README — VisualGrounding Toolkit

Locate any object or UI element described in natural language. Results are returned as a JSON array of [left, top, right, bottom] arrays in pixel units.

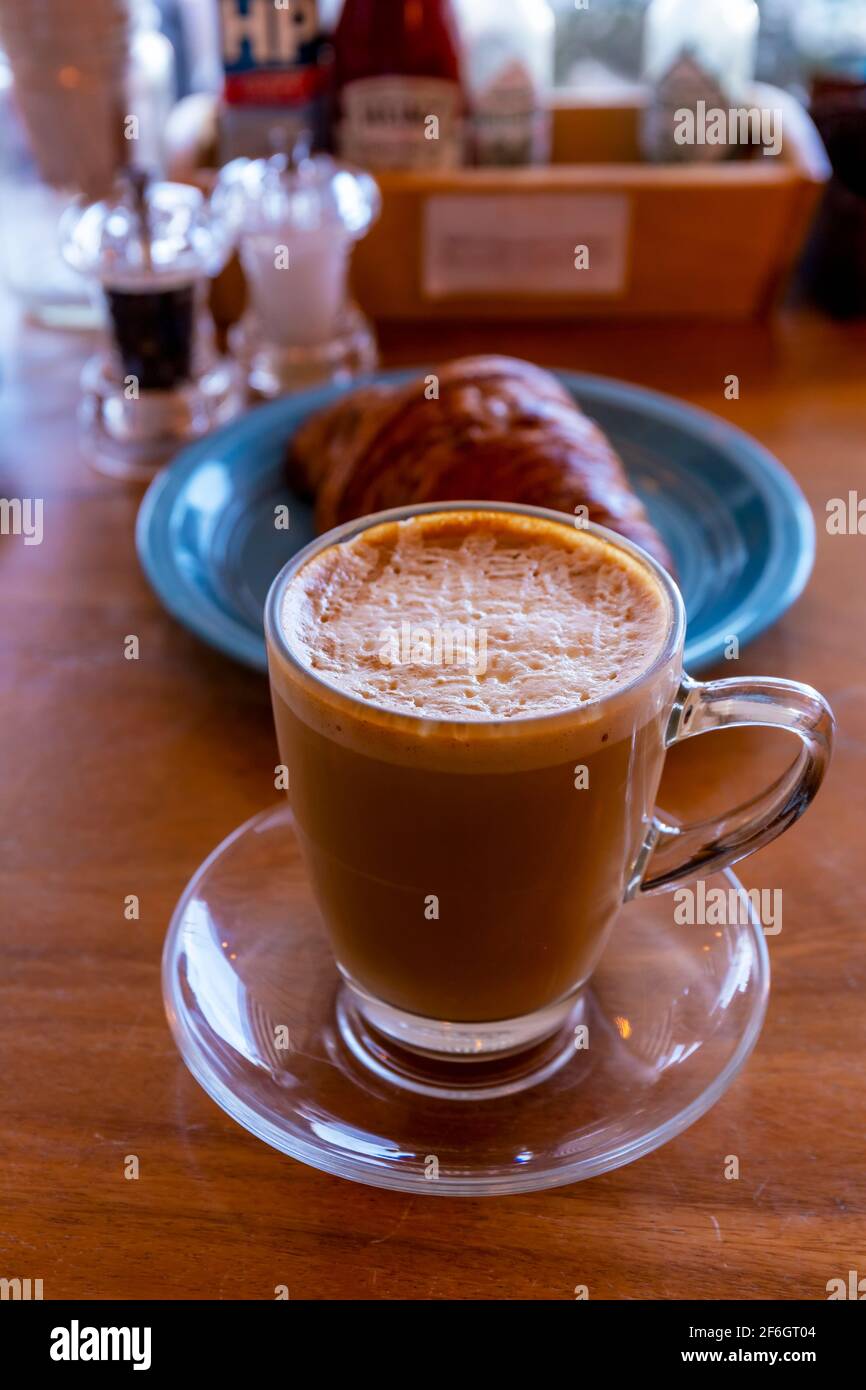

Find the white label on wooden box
[[423, 193, 631, 299]]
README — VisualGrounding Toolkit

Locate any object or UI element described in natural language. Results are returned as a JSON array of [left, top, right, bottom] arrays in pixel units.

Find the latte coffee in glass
[[268, 507, 677, 1030]]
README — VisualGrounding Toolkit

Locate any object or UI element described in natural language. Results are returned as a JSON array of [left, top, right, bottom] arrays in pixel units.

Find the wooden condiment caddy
[[194, 84, 829, 328], [350, 85, 829, 321]]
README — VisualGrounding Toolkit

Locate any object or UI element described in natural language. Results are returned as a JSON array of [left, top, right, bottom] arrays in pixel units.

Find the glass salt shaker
[[61, 170, 243, 480], [214, 133, 380, 397]]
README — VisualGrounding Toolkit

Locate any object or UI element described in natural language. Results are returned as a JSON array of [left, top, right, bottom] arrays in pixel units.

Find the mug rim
[[264, 500, 687, 734]]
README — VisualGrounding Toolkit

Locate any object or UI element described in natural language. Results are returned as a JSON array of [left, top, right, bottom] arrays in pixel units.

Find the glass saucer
[[162, 805, 770, 1196]]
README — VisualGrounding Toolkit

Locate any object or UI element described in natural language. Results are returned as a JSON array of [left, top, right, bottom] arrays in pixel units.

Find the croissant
[[288, 356, 673, 571]]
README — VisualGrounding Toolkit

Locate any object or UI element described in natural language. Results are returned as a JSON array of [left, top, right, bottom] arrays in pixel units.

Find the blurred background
[[1, 0, 865, 346]]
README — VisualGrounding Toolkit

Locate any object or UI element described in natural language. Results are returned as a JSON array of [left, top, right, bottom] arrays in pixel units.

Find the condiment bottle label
[[338, 77, 463, 170]]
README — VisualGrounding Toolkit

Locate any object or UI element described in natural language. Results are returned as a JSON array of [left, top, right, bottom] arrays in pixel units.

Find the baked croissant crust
[[288, 356, 673, 571]]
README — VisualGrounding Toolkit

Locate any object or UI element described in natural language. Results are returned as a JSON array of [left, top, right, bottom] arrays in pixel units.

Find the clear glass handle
[[629, 675, 834, 897]]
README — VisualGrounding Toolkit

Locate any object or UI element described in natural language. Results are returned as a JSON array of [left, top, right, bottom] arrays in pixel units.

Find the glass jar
[[455, 0, 555, 165], [641, 0, 760, 162], [0, 0, 176, 326]]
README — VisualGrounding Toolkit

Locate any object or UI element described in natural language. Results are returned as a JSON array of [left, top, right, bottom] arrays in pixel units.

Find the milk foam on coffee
[[282, 511, 669, 720]]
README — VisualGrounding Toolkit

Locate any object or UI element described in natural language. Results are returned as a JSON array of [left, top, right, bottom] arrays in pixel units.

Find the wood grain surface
[[1, 302, 864, 1300]]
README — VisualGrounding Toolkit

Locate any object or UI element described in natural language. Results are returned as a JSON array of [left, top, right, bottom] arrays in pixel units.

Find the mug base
[[336, 978, 585, 1099], [162, 803, 770, 1194]]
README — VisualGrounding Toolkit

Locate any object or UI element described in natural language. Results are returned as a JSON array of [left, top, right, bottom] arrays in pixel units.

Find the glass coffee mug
[[264, 502, 834, 1061]]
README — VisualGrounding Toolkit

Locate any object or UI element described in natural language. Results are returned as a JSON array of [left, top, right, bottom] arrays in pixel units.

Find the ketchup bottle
[[334, 0, 464, 169]]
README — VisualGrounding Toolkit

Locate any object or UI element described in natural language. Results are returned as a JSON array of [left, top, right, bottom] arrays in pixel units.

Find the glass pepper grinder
[[61, 169, 243, 480], [214, 131, 381, 398]]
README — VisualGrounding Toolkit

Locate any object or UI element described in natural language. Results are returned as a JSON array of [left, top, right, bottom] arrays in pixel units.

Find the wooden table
[[1, 303, 864, 1301]]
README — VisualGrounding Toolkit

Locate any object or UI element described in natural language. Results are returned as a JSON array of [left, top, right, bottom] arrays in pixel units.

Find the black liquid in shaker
[[106, 283, 196, 390]]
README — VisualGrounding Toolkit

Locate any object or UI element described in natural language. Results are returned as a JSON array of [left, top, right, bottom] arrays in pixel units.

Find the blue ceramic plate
[[136, 370, 815, 675]]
